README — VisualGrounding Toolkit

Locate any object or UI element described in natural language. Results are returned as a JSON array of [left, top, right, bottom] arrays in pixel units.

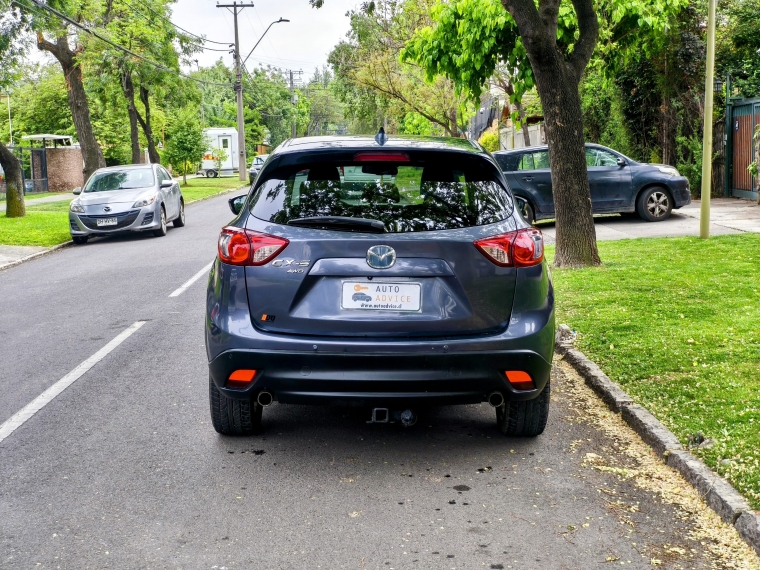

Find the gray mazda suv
[[206, 134, 554, 437]]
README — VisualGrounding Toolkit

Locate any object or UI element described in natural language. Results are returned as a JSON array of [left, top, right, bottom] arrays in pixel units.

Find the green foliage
[[163, 107, 205, 181], [212, 147, 228, 172], [478, 130, 500, 152], [580, 70, 634, 158], [0, 64, 75, 144], [675, 127, 702, 196], [551, 234, 760, 508], [402, 0, 686, 105], [716, 0, 760, 98]]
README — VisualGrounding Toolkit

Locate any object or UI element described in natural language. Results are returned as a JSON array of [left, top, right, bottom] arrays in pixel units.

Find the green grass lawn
[[0, 211, 70, 246], [550, 234, 760, 507], [179, 176, 247, 203]]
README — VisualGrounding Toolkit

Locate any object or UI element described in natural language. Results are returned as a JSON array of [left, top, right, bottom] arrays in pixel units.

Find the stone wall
[[46, 147, 84, 192]]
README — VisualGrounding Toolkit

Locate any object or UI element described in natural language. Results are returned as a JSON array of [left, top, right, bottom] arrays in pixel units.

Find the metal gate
[[14, 146, 49, 194], [727, 97, 760, 200]]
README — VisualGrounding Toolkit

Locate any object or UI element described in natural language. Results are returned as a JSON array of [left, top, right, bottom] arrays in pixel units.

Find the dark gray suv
[[493, 143, 691, 223], [205, 135, 554, 437]]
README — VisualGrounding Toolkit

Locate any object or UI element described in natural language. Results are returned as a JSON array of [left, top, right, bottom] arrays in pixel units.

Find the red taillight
[[505, 371, 535, 391], [218, 227, 289, 266], [353, 151, 410, 162], [474, 228, 544, 267]]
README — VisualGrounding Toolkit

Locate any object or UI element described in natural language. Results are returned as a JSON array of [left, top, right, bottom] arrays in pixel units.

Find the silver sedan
[[69, 164, 185, 244]]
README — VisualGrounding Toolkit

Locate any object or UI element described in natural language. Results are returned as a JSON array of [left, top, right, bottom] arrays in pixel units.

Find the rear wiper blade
[[287, 216, 386, 233]]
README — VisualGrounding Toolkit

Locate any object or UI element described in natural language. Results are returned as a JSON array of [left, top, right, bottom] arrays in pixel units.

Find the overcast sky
[[171, 0, 358, 81]]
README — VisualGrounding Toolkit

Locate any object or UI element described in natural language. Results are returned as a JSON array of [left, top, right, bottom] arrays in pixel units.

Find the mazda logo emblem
[[366, 245, 396, 269], [103, 206, 111, 212]]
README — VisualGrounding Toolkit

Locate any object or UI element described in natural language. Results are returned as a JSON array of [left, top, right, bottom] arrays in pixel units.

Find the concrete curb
[[0, 241, 73, 272], [555, 337, 760, 556], [0, 185, 246, 273]]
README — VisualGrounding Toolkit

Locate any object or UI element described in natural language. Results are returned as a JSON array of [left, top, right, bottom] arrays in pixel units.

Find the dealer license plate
[[341, 281, 421, 311], [96, 217, 118, 227]]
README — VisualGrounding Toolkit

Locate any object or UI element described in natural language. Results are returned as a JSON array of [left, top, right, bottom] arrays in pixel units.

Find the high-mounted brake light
[[474, 228, 544, 268], [353, 151, 410, 162], [218, 227, 289, 266]]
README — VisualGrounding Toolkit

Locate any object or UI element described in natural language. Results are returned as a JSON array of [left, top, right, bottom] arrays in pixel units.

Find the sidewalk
[[541, 197, 759, 243], [0, 193, 72, 213]]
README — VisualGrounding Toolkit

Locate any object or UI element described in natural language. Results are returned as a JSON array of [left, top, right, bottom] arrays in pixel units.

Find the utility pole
[[699, 0, 717, 239], [194, 59, 205, 127], [288, 69, 303, 139], [216, 1, 254, 182]]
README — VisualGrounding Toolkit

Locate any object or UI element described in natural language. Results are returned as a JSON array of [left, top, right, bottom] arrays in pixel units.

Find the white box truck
[[199, 127, 239, 178]]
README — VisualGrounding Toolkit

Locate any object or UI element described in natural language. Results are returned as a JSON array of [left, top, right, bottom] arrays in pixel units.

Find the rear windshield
[[84, 168, 155, 192], [250, 154, 512, 233]]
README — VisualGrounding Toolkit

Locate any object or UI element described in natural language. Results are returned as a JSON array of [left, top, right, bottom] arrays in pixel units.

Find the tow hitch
[[368, 408, 418, 427]]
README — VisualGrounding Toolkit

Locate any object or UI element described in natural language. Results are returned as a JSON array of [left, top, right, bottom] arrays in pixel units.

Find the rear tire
[[173, 200, 185, 228], [72, 236, 88, 245], [153, 206, 167, 237], [636, 187, 672, 222], [209, 374, 262, 435], [496, 381, 550, 437], [207, 169, 218, 178]]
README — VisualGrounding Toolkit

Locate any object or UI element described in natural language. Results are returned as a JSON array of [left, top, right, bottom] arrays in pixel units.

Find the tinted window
[[84, 169, 155, 192], [494, 153, 520, 172], [586, 148, 620, 167], [517, 153, 533, 170], [532, 151, 550, 169], [250, 155, 512, 233]]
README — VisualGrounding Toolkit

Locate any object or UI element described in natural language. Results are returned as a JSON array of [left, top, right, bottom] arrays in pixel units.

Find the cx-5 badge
[[366, 245, 396, 269]]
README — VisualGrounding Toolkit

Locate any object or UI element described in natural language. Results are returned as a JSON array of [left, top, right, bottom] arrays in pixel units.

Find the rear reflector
[[505, 371, 535, 391], [353, 151, 410, 162], [474, 228, 544, 268], [227, 369, 257, 389]]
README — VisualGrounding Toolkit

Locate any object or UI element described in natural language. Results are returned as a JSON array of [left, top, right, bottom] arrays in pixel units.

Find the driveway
[[0, 193, 757, 568], [541, 198, 759, 243]]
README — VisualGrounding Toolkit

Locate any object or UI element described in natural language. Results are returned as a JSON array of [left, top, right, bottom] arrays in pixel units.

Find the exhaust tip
[[488, 392, 505, 408], [257, 391, 273, 407]]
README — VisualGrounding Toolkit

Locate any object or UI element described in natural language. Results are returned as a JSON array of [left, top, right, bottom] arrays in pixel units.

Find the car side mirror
[[617, 158, 626, 167], [160, 180, 173, 188], [73, 187, 82, 195], [229, 195, 247, 215]]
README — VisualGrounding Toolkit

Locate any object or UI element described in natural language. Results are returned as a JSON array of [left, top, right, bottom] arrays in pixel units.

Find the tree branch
[[567, 0, 599, 81]]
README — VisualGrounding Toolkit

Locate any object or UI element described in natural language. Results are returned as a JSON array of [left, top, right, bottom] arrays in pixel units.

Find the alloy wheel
[[646, 191, 670, 218]]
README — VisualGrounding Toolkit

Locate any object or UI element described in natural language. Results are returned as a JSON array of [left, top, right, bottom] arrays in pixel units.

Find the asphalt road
[[0, 193, 756, 569]]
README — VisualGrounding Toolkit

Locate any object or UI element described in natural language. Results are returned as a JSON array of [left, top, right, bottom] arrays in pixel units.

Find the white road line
[[169, 261, 214, 298], [0, 321, 146, 445]]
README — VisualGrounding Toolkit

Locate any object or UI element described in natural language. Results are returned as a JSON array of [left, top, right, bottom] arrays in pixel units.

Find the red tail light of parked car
[[474, 228, 544, 268]]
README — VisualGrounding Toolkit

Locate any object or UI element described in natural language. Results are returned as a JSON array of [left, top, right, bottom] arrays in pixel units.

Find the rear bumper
[[209, 348, 552, 406]]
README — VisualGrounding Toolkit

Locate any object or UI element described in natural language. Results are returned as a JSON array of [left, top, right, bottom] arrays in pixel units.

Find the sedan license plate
[[341, 282, 421, 311], [96, 217, 118, 227]]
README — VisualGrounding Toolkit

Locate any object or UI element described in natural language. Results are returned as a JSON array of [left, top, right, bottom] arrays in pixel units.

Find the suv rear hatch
[[239, 149, 520, 338]]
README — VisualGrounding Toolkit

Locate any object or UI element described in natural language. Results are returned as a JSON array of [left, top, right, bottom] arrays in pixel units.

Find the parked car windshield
[[84, 168, 156, 192], [250, 154, 513, 233]]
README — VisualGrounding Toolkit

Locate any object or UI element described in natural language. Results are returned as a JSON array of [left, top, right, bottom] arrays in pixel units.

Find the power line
[[120, 0, 232, 52], [13, 0, 233, 87], [128, 0, 231, 46]]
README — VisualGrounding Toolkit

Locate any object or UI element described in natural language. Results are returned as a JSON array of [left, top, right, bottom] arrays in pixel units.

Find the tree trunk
[[37, 33, 105, 183], [502, 0, 601, 267], [136, 86, 161, 164], [0, 142, 25, 218], [514, 99, 531, 146], [120, 70, 142, 164], [183, 160, 188, 186]]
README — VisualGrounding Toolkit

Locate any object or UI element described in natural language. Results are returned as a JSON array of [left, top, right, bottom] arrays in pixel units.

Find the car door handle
[[522, 176, 534, 182]]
